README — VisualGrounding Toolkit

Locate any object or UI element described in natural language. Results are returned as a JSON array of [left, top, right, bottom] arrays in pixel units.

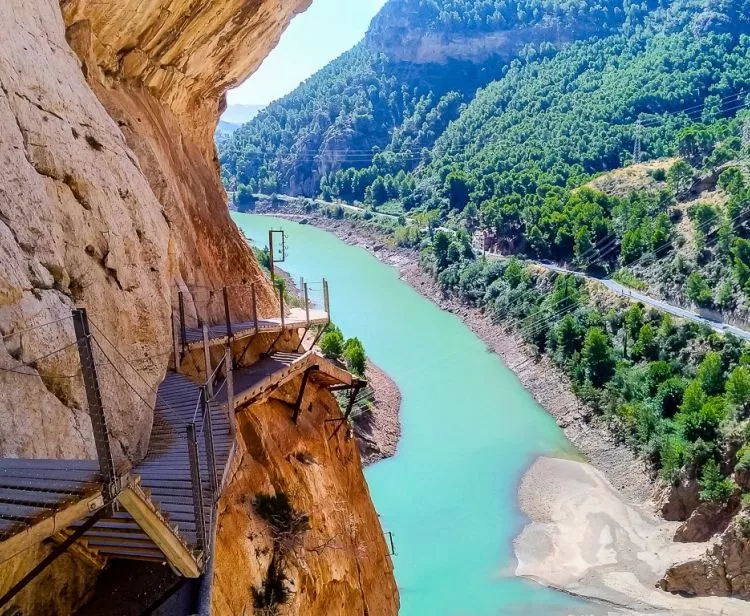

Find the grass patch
[[612, 268, 648, 291]]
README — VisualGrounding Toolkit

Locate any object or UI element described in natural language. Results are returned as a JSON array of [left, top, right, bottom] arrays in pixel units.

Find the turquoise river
[[234, 214, 596, 615]]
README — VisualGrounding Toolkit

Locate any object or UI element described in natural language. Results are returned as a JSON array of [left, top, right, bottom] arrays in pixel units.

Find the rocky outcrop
[[214, 376, 399, 615], [660, 515, 750, 598], [365, 0, 625, 65], [674, 497, 741, 543], [656, 476, 702, 521]]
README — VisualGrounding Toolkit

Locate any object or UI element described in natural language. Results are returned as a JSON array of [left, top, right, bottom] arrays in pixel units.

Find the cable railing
[[172, 279, 330, 359]]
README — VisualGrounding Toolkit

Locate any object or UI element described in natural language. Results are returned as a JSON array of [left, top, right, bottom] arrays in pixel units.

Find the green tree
[[667, 160, 694, 198], [433, 230, 452, 270], [698, 459, 736, 503], [697, 351, 724, 395], [320, 324, 344, 359], [343, 337, 366, 376], [582, 327, 615, 388], [726, 365, 750, 417], [656, 377, 686, 418], [235, 184, 256, 211], [633, 323, 659, 361], [555, 314, 582, 360], [680, 380, 707, 415], [686, 272, 713, 306], [444, 170, 472, 211]]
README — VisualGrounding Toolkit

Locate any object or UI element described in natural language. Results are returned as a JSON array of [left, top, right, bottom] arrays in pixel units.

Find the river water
[[234, 214, 594, 615]]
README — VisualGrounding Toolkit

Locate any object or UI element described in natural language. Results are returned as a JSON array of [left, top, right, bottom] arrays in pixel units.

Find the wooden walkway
[[181, 307, 329, 350], [0, 351, 356, 580]]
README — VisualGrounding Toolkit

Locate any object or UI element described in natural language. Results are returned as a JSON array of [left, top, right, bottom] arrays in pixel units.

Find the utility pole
[[633, 119, 643, 164]]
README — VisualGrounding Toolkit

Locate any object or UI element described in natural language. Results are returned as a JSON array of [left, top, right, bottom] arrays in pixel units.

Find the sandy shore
[[353, 361, 402, 466], [517, 456, 748, 615]]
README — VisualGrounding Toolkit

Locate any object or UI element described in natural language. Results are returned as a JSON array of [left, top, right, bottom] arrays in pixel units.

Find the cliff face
[[214, 379, 399, 615], [1, 1, 397, 613]]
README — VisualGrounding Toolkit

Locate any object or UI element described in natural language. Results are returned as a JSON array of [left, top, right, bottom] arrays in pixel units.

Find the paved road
[[481, 251, 750, 341]]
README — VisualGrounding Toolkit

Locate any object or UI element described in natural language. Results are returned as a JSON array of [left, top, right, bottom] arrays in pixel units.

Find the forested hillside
[[218, 0, 646, 201]]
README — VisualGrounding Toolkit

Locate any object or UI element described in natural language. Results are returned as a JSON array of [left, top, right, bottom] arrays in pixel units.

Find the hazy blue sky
[[228, 0, 388, 106]]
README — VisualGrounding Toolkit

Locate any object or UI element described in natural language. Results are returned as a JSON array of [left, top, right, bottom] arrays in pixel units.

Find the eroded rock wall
[[214, 378, 399, 616]]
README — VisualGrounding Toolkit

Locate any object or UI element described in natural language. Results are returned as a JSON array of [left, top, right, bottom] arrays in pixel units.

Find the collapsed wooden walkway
[[0, 286, 362, 606]]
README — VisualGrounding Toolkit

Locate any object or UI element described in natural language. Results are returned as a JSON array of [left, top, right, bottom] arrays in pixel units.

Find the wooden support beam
[[0, 491, 104, 566], [0, 507, 108, 609], [223, 287, 232, 342], [292, 367, 317, 424], [52, 532, 107, 570], [117, 486, 201, 578]]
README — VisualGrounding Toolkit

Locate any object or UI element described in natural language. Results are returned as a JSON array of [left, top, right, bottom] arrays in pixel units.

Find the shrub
[[656, 377, 686, 418], [727, 365, 750, 417], [253, 559, 289, 614], [737, 514, 750, 539], [253, 492, 310, 549], [677, 396, 726, 442], [697, 351, 725, 395], [343, 337, 366, 376], [686, 272, 713, 306], [319, 324, 344, 359], [698, 459, 736, 503], [581, 327, 615, 388], [650, 167, 667, 182], [660, 433, 688, 482], [735, 445, 750, 472]]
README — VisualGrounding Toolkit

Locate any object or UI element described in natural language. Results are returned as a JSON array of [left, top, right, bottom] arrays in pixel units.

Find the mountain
[[217, 0, 638, 196], [222, 103, 265, 125]]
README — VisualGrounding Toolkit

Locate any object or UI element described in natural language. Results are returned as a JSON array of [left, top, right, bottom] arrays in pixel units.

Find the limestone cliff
[[0, 0, 397, 613]]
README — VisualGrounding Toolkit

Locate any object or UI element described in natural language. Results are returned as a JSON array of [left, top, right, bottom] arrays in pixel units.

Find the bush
[[660, 433, 688, 482], [253, 559, 289, 613], [677, 396, 726, 442], [319, 324, 344, 359], [656, 377, 686, 418], [343, 337, 366, 376], [698, 459, 736, 503], [253, 492, 310, 549], [735, 445, 750, 472], [650, 168, 667, 182], [686, 272, 713, 306]]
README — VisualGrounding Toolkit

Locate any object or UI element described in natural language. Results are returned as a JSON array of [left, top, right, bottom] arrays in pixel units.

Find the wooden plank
[[0, 502, 48, 520], [0, 491, 104, 563], [0, 488, 77, 506], [0, 459, 98, 472], [117, 486, 200, 578]]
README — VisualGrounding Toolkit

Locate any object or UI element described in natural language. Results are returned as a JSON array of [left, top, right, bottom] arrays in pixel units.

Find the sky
[[228, 0, 388, 107]]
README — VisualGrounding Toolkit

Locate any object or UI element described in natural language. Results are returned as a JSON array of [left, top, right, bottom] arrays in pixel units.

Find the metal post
[[202, 323, 212, 397], [268, 230, 275, 281], [172, 310, 181, 373], [223, 287, 232, 342], [202, 389, 218, 497], [73, 308, 118, 501], [225, 347, 236, 436], [304, 282, 310, 326], [279, 286, 285, 329], [187, 423, 206, 552], [252, 283, 259, 335], [323, 279, 330, 320], [178, 291, 187, 357]]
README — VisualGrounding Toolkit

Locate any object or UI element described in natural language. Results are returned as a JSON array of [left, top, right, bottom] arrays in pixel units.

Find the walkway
[[0, 346, 358, 587]]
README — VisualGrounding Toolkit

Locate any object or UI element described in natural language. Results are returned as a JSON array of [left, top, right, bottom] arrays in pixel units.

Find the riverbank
[[354, 361, 402, 466], [252, 208, 653, 501], [248, 207, 750, 613], [516, 456, 748, 615]]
